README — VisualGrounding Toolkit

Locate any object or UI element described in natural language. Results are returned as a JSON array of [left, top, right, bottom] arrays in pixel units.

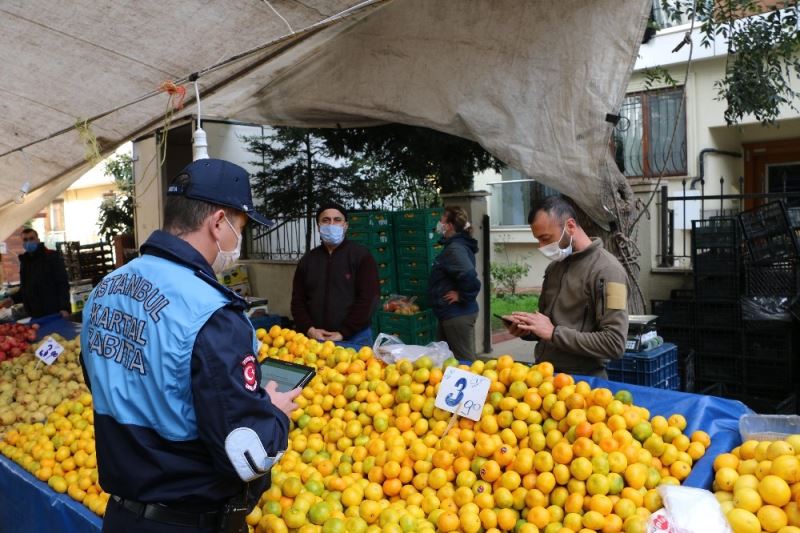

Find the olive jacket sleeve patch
[[606, 282, 627, 310]]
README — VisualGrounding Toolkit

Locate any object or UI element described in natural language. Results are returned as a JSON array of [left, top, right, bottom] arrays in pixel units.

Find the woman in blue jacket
[[428, 206, 481, 360]]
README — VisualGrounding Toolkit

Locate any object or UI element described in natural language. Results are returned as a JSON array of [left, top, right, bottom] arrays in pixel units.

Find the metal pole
[[682, 179, 687, 259], [482, 213, 492, 354], [660, 185, 669, 267]]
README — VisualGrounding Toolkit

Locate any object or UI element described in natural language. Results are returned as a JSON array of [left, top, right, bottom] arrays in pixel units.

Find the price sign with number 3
[[35, 336, 64, 366], [434, 367, 491, 421]]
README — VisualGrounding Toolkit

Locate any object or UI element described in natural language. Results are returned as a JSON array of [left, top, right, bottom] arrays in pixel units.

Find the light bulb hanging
[[192, 80, 209, 161]]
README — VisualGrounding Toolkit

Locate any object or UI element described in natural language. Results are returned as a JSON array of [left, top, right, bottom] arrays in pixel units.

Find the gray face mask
[[538, 225, 573, 262], [211, 216, 241, 274]]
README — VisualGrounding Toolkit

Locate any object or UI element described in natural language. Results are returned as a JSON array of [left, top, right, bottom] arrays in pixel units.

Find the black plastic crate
[[652, 299, 695, 327], [694, 273, 740, 300], [695, 352, 742, 383], [726, 393, 797, 415], [744, 260, 800, 297], [679, 349, 695, 392], [695, 300, 741, 328], [658, 325, 695, 353], [670, 289, 695, 300], [695, 328, 742, 355], [692, 218, 740, 250], [739, 202, 800, 265], [742, 358, 795, 398], [742, 324, 794, 361], [693, 252, 740, 275]]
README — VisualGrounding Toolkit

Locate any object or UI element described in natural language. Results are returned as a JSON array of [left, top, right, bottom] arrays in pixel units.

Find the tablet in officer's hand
[[260, 358, 316, 393]]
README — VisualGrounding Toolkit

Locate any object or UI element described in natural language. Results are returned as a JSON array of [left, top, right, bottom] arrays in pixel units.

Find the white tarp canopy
[[0, 0, 650, 240]]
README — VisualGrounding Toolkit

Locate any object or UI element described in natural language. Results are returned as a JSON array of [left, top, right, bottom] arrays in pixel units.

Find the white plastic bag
[[372, 333, 454, 366], [646, 485, 732, 533]]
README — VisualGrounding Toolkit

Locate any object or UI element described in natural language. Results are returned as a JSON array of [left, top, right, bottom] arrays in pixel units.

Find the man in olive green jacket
[[507, 196, 629, 377]]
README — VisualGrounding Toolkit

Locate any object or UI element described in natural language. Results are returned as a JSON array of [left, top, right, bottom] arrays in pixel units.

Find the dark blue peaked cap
[[167, 158, 273, 226]]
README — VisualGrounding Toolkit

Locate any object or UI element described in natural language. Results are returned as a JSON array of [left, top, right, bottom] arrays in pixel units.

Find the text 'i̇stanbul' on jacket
[[84, 273, 172, 375]]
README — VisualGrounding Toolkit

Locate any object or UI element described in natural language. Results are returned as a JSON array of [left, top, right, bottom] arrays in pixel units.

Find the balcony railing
[[244, 216, 320, 261], [657, 177, 800, 267]]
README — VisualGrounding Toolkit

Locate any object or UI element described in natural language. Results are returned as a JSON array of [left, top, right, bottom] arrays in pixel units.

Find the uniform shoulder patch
[[241, 355, 258, 391], [606, 282, 627, 310]]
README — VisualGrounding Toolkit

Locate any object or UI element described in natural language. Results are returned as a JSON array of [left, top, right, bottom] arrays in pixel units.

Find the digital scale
[[626, 314, 658, 352]]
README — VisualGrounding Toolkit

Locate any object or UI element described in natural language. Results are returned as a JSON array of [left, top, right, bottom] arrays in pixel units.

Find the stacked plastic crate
[[737, 202, 799, 413], [691, 218, 744, 392], [375, 208, 445, 345], [651, 292, 695, 391], [346, 210, 395, 334]]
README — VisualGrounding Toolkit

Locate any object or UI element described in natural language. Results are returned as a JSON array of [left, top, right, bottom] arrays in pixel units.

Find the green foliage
[[244, 124, 503, 228], [661, 0, 800, 124], [490, 261, 532, 297], [245, 129, 356, 220], [490, 293, 539, 330], [97, 153, 134, 244], [642, 66, 678, 90], [320, 124, 503, 195]]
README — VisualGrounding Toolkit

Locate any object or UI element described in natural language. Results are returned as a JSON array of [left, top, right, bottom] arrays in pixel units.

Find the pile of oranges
[[252, 325, 712, 533], [0, 392, 109, 516], [712, 436, 800, 533]]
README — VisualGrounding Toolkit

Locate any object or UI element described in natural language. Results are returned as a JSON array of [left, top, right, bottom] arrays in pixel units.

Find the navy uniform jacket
[[80, 230, 288, 507]]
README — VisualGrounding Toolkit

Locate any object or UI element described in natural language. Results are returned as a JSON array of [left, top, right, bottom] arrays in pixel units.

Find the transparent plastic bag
[[372, 333, 453, 366], [646, 485, 731, 533]]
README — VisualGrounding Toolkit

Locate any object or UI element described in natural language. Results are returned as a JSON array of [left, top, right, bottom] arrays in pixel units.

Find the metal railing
[[657, 177, 800, 267], [244, 216, 320, 261]]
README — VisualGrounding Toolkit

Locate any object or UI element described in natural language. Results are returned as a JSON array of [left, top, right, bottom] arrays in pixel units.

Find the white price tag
[[434, 367, 491, 421], [35, 336, 64, 366]]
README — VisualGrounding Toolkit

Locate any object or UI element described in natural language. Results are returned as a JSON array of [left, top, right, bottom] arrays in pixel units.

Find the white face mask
[[211, 216, 242, 274], [435, 221, 447, 235], [539, 225, 573, 262]]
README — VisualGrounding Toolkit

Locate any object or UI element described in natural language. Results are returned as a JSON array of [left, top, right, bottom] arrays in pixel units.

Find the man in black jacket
[[291, 203, 380, 346], [1, 228, 71, 318]]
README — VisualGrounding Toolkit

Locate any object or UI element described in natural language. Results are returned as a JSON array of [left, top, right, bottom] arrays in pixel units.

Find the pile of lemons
[[713, 436, 800, 533], [0, 392, 109, 516], [252, 326, 712, 533]]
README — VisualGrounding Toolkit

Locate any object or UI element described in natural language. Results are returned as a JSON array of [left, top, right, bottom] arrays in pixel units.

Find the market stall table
[[0, 453, 102, 533], [0, 364, 750, 532]]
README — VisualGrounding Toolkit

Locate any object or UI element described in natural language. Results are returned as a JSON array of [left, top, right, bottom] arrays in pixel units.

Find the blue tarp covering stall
[[28, 313, 81, 341], [0, 454, 102, 533]]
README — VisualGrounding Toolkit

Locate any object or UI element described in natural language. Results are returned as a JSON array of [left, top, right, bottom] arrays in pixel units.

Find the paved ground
[[482, 333, 536, 363]]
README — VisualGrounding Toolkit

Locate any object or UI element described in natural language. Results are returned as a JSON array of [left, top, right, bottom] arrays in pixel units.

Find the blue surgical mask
[[23, 241, 38, 254], [320, 224, 345, 246]]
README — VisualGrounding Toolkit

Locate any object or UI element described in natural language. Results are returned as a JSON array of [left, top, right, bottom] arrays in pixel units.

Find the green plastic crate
[[367, 244, 394, 264], [376, 260, 395, 281], [395, 257, 435, 277], [394, 242, 443, 262], [378, 276, 396, 297], [398, 272, 428, 292], [394, 225, 439, 245], [378, 309, 435, 344], [348, 228, 391, 246], [348, 210, 393, 230], [394, 207, 444, 229]]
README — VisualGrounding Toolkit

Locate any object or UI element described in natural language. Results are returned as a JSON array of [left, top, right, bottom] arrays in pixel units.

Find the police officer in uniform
[[80, 159, 300, 532], [507, 196, 629, 377]]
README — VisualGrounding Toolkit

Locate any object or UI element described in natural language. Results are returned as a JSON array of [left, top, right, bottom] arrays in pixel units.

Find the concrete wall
[[60, 184, 115, 245]]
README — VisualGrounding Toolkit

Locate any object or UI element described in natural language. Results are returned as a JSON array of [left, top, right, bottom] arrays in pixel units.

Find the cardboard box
[[227, 282, 252, 298], [217, 265, 249, 287], [69, 280, 93, 314]]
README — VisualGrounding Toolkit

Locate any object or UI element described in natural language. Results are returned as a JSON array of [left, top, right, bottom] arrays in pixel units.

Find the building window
[[652, 0, 711, 30], [489, 168, 561, 227], [615, 87, 687, 178], [49, 199, 65, 232]]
